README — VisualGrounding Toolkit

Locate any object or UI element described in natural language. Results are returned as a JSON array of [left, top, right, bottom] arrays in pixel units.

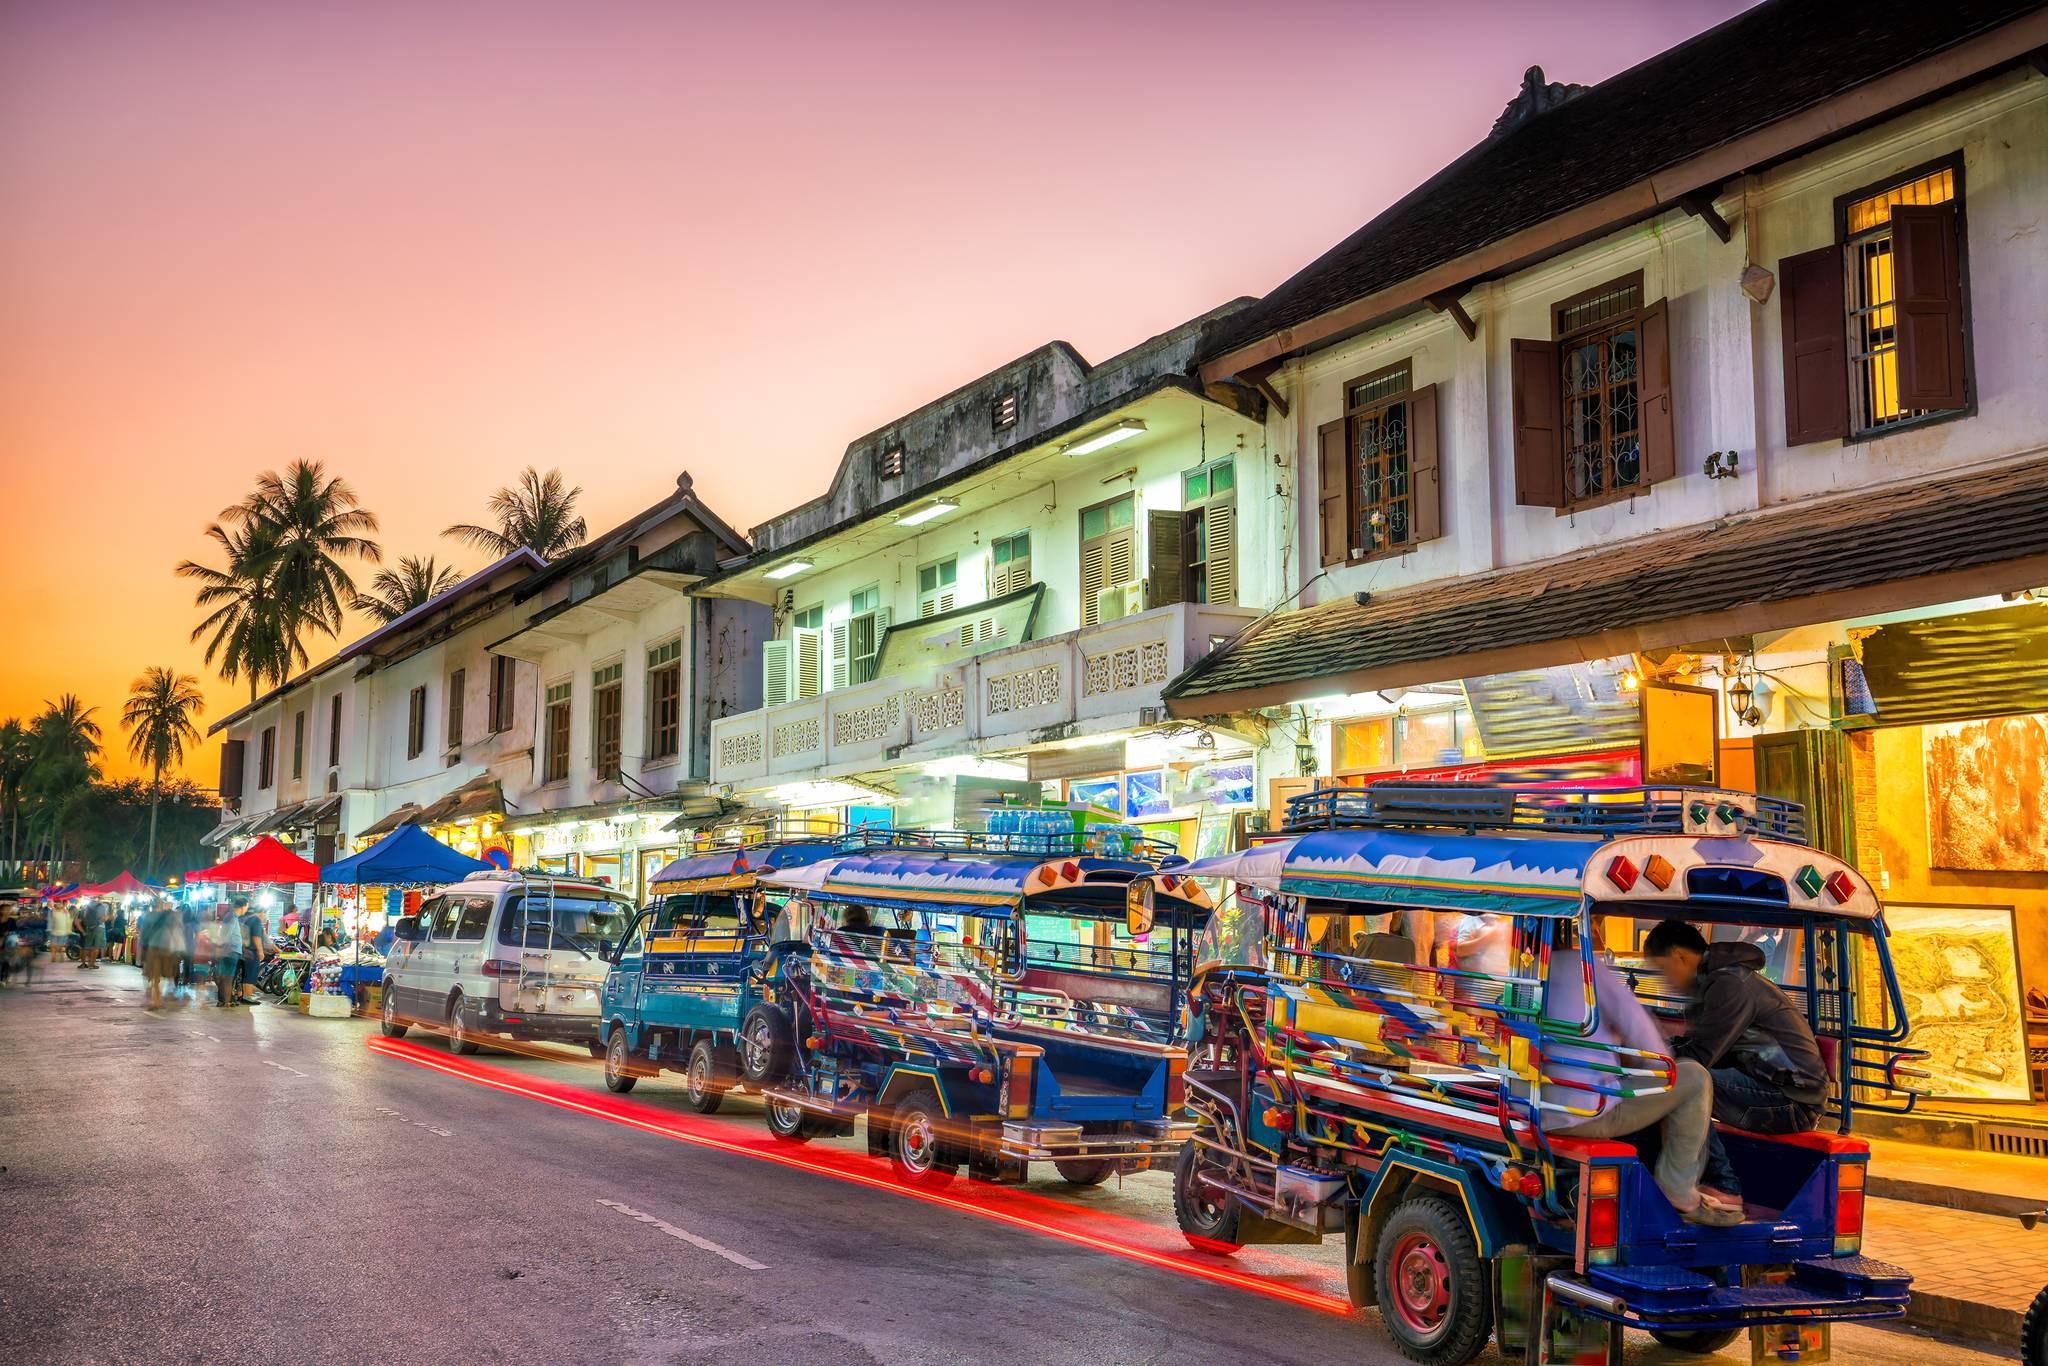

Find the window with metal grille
[[1344, 363, 1415, 555], [1844, 164, 1959, 434], [406, 686, 427, 760], [488, 655, 517, 733], [1182, 459, 1237, 604], [879, 446, 905, 478], [592, 661, 623, 777], [1555, 274, 1643, 505], [291, 711, 306, 781], [646, 638, 681, 761], [446, 669, 465, 751], [992, 388, 1019, 431], [544, 680, 572, 784]]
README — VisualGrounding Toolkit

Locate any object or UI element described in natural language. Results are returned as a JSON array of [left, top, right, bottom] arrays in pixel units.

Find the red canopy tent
[[187, 836, 320, 884], [93, 870, 153, 896]]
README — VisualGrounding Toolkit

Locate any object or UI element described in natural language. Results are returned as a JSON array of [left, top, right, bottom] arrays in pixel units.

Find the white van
[[380, 871, 636, 1054]]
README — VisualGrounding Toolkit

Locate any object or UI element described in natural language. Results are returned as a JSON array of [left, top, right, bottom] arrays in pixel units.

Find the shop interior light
[[1061, 419, 1146, 456], [764, 559, 813, 581], [895, 499, 959, 527]]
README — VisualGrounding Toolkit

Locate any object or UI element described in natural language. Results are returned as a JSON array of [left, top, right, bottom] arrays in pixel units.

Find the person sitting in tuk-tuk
[[841, 904, 872, 934], [1644, 919, 1829, 1202]]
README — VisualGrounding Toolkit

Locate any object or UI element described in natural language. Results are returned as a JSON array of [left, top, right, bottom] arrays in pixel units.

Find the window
[[646, 638, 681, 762], [990, 531, 1032, 596], [291, 710, 305, 781], [1319, 360, 1441, 562], [992, 388, 1019, 431], [543, 680, 572, 783], [488, 654, 517, 733], [1844, 162, 1965, 435], [452, 895, 492, 941], [792, 604, 824, 632], [592, 661, 623, 777], [879, 446, 905, 478], [1333, 707, 1481, 776], [850, 585, 880, 616], [1079, 495, 1136, 626], [429, 895, 462, 940], [446, 668, 465, 752], [257, 726, 275, 790], [406, 686, 427, 760], [1510, 274, 1670, 510], [1182, 458, 1238, 606], [328, 694, 342, 768], [918, 557, 958, 618], [497, 891, 634, 949], [843, 587, 889, 686]]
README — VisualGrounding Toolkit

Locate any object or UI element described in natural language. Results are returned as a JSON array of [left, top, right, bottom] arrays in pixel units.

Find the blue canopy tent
[[320, 822, 491, 886]]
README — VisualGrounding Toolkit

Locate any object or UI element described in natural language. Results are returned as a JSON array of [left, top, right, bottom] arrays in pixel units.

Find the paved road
[[0, 967, 2008, 1365]]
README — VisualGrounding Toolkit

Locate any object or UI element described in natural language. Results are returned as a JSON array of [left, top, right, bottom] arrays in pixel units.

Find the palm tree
[[352, 555, 464, 624], [444, 467, 588, 560], [178, 520, 295, 701], [26, 696, 101, 874], [227, 459, 381, 637], [0, 719, 30, 872], [122, 668, 206, 879]]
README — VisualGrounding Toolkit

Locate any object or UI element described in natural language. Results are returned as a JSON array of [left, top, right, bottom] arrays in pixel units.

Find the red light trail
[[366, 1036, 1351, 1317]]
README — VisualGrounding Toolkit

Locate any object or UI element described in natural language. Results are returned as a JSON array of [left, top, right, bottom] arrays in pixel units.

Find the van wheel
[[379, 987, 408, 1039], [446, 994, 480, 1056], [1373, 1193, 1491, 1366], [1173, 1141, 1242, 1254], [1647, 1329, 1743, 1355], [684, 1040, 727, 1114], [1054, 1158, 1116, 1187], [764, 1093, 812, 1143], [603, 1027, 637, 1094], [888, 1088, 959, 1190], [739, 1005, 793, 1085], [2021, 1284, 2046, 1366]]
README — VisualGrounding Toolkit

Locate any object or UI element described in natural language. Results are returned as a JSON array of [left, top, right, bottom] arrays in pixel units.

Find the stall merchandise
[[316, 823, 490, 1012]]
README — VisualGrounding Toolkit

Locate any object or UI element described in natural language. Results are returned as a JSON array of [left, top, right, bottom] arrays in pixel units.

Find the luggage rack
[[1282, 783, 1808, 844], [682, 821, 1183, 864]]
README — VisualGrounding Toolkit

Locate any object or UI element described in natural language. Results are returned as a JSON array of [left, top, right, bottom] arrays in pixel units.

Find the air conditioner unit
[[1094, 583, 1140, 625]]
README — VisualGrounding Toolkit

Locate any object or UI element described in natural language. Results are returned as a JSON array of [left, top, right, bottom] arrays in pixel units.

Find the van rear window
[[498, 892, 634, 952]]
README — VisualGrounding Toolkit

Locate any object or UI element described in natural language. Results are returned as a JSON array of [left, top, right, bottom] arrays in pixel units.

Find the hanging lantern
[[1728, 673, 1755, 719]]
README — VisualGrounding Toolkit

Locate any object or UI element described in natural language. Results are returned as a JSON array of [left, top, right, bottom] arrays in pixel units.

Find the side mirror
[[392, 917, 423, 942]]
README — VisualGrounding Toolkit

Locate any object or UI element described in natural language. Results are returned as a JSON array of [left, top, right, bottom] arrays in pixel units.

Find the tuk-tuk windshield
[[650, 891, 748, 935], [1020, 911, 1178, 978]]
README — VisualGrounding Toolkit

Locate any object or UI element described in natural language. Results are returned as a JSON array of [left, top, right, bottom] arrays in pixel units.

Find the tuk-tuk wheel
[[764, 1094, 813, 1143], [1172, 1141, 1242, 1255], [1647, 1328, 1742, 1354], [684, 1040, 727, 1114], [1373, 1192, 1491, 1366], [887, 1088, 960, 1190], [739, 1005, 794, 1085], [2022, 1283, 2046, 1366], [603, 1027, 637, 1094]]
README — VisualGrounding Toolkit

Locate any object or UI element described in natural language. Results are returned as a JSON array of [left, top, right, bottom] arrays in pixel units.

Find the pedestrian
[[77, 899, 106, 970], [177, 901, 201, 993], [107, 904, 127, 964], [46, 898, 73, 964], [238, 902, 271, 1004], [201, 904, 245, 1007], [0, 914, 16, 987], [140, 899, 186, 1009], [7, 918, 34, 988]]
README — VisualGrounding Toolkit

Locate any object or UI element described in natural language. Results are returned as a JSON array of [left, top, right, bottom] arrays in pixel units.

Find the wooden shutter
[[1206, 502, 1237, 604], [1891, 203, 1966, 411], [1147, 508, 1185, 609], [1316, 418, 1349, 565], [827, 619, 851, 691], [1080, 537, 1107, 626], [1510, 338, 1565, 507], [1105, 528, 1135, 588], [1406, 382, 1441, 543], [1636, 298, 1675, 486], [219, 738, 246, 804], [794, 628, 823, 699], [1777, 245, 1850, 445], [761, 640, 793, 707]]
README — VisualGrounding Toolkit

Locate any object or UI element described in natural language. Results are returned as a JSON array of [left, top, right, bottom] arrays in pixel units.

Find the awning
[[321, 823, 491, 886], [357, 804, 422, 841], [202, 814, 255, 847], [188, 836, 321, 885], [416, 776, 502, 827], [1166, 456, 2048, 716], [661, 798, 767, 834]]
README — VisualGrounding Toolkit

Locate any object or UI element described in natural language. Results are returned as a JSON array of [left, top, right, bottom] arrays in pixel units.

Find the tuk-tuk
[[740, 829, 1213, 1188], [1165, 783, 1922, 1366]]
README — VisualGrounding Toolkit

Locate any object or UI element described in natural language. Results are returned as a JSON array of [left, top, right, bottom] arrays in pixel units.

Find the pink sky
[[0, 0, 1748, 781]]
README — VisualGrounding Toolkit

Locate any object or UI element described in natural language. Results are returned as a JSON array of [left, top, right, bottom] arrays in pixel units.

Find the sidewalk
[[1867, 1135, 2048, 1349]]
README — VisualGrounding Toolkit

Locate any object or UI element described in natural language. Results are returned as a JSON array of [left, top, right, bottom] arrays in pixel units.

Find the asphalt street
[[0, 965, 2012, 1365]]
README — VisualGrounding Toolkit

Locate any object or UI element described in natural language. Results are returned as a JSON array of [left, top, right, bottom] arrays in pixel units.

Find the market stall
[[187, 837, 323, 1000], [315, 823, 490, 1013]]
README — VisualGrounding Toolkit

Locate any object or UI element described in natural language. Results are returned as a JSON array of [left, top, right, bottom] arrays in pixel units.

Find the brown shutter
[[1317, 418, 1350, 565], [1637, 298, 1675, 486], [1206, 503, 1237, 605], [1146, 508, 1185, 609], [1891, 203, 1966, 411], [1510, 339, 1564, 507], [219, 738, 246, 805], [1777, 245, 1850, 446], [1406, 383, 1441, 543]]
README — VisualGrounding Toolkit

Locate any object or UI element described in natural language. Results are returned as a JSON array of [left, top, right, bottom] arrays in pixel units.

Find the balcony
[[710, 601, 1256, 787]]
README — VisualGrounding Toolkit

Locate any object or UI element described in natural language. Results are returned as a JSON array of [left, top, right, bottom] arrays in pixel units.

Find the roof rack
[[1282, 783, 1809, 845], [841, 826, 1184, 864]]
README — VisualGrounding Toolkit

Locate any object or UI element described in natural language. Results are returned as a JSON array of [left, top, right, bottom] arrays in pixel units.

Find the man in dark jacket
[[1646, 919, 1829, 1201]]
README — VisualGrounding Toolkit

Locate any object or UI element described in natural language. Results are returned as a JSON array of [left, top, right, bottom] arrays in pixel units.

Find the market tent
[[188, 836, 321, 884], [320, 822, 490, 886], [93, 871, 153, 896]]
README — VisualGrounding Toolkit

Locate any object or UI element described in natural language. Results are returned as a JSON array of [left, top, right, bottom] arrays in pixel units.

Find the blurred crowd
[[0, 895, 281, 1010]]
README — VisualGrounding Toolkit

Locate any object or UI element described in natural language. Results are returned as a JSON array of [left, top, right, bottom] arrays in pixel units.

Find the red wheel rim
[[1389, 1230, 1451, 1336]]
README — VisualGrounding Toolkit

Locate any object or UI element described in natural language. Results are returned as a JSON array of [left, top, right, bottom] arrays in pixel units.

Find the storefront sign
[[1640, 682, 1719, 786], [1027, 740, 1127, 784]]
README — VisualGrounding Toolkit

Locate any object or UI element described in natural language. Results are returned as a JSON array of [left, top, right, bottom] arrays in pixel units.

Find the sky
[[0, 0, 1749, 782]]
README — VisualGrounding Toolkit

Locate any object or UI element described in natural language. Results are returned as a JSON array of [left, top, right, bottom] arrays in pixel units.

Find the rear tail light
[[1604, 857, 1639, 892], [480, 958, 518, 976], [1585, 1165, 1621, 1265], [1166, 1056, 1186, 1109], [1835, 1162, 1865, 1254], [1006, 1055, 1032, 1118]]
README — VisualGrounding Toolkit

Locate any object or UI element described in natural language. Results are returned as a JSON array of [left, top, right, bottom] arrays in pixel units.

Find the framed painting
[[1923, 713, 2048, 871], [1875, 903, 2031, 1101]]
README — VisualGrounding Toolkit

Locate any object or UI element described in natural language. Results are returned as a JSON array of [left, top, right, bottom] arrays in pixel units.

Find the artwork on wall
[[1924, 712, 2048, 871], [1067, 778, 1121, 816], [1874, 903, 2032, 1101], [1639, 681, 1719, 786], [1123, 770, 1170, 821]]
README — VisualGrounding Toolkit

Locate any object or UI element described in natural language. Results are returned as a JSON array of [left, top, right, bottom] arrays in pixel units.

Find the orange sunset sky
[[0, 0, 1746, 784]]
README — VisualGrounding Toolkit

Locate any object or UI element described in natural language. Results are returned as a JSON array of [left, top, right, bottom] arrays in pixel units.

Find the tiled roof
[[1199, 0, 2045, 369], [1165, 458, 2048, 711]]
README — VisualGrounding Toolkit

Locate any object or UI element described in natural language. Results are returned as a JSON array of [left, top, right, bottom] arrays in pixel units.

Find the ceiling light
[[1062, 420, 1146, 456], [764, 559, 813, 581], [896, 499, 959, 527]]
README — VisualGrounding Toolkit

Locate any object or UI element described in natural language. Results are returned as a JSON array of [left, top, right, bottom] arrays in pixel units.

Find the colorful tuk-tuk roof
[[762, 849, 1199, 915], [648, 839, 844, 894]]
